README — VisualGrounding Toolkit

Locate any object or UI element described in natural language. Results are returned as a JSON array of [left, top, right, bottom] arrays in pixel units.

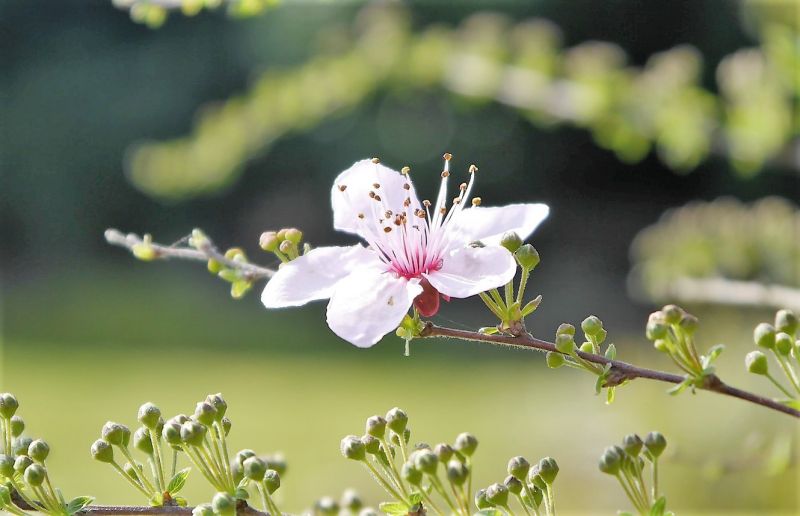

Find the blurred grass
[[1, 270, 798, 514]]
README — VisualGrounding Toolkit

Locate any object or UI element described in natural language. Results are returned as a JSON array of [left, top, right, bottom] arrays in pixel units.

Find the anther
[[371, 157, 380, 164], [385, 210, 393, 218], [423, 200, 431, 207], [401, 166, 411, 175], [338, 185, 347, 192], [472, 197, 482, 206], [358, 213, 365, 219], [368, 191, 376, 199], [459, 182, 467, 191], [374, 195, 382, 202], [469, 164, 478, 173], [373, 183, 380, 189], [383, 227, 392, 233], [453, 198, 461, 205], [441, 170, 450, 178], [403, 183, 411, 190], [439, 207, 447, 214], [443, 153, 452, 161]]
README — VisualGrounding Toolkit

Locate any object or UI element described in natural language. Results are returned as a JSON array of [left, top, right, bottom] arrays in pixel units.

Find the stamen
[[371, 157, 380, 164], [422, 200, 431, 207], [403, 198, 411, 207], [373, 183, 380, 189], [443, 152, 452, 161], [472, 197, 482, 206], [368, 191, 376, 199], [453, 198, 461, 205], [459, 182, 467, 191], [469, 164, 478, 173], [383, 227, 392, 233], [401, 166, 410, 175], [338, 185, 347, 192], [374, 195, 382, 202], [441, 170, 450, 178], [385, 210, 393, 218], [403, 183, 411, 190], [440, 207, 446, 214]]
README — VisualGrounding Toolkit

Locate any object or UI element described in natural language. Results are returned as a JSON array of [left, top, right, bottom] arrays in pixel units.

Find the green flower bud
[[485, 483, 509, 507], [361, 434, 380, 455], [205, 393, 228, 420], [0, 455, 15, 477], [211, 492, 236, 516], [0, 485, 11, 506], [413, 449, 438, 475], [515, 244, 540, 271], [598, 446, 623, 474], [14, 455, 33, 473], [264, 470, 280, 494], [622, 434, 643, 457], [221, 417, 232, 436], [385, 408, 408, 434], [507, 456, 530, 480], [679, 313, 698, 334], [91, 440, 114, 463], [528, 466, 546, 490], [653, 339, 669, 353], [284, 228, 303, 245], [365, 416, 387, 438], [162, 422, 182, 446], [134, 427, 154, 455], [401, 462, 422, 485], [646, 321, 668, 341], [754, 323, 776, 349], [102, 422, 131, 447], [474, 489, 491, 509], [446, 459, 469, 486], [180, 421, 206, 447], [23, 463, 45, 487], [28, 439, 49, 462], [581, 316, 603, 337], [10, 416, 25, 438], [500, 232, 523, 253], [546, 351, 565, 368], [278, 240, 294, 255], [775, 332, 793, 356], [579, 341, 594, 353], [315, 496, 339, 516], [402, 428, 411, 444], [454, 432, 478, 456], [556, 323, 575, 337], [0, 393, 19, 419], [138, 403, 161, 430], [662, 305, 683, 325], [745, 350, 769, 375], [13, 437, 32, 457], [236, 449, 257, 466], [194, 402, 217, 426], [555, 333, 575, 354], [207, 259, 222, 274], [644, 432, 667, 458], [340, 435, 366, 461], [259, 231, 280, 252], [341, 489, 362, 512], [775, 310, 798, 336], [434, 443, 454, 462], [192, 503, 214, 516], [504, 474, 523, 495], [265, 453, 287, 476], [536, 457, 558, 484], [243, 456, 267, 481]]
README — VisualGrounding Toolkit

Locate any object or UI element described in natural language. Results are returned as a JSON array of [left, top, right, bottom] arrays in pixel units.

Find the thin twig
[[419, 323, 800, 419]]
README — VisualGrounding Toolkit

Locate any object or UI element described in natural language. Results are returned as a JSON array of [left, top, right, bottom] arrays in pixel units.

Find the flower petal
[[326, 269, 422, 348], [424, 245, 516, 298], [450, 203, 549, 246], [261, 245, 375, 308], [331, 159, 422, 237]]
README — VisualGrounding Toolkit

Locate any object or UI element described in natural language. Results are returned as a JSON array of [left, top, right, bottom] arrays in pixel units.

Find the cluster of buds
[[747, 309, 800, 404], [341, 408, 478, 515], [308, 489, 377, 516], [476, 456, 559, 516], [547, 316, 619, 403], [260, 228, 308, 264], [478, 231, 542, 335], [0, 393, 93, 516], [645, 305, 723, 395], [598, 432, 669, 516], [189, 229, 255, 299]]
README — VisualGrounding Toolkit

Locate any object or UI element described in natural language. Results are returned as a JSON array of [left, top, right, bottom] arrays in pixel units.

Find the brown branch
[[82, 503, 266, 515], [420, 323, 800, 419]]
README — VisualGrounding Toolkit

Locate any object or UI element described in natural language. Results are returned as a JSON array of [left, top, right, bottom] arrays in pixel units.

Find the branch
[[82, 504, 266, 515], [104, 229, 274, 281], [420, 323, 800, 419]]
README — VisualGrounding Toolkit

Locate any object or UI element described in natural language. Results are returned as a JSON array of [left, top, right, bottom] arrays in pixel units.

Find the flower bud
[[775, 332, 793, 356], [13, 437, 32, 457], [0, 393, 19, 419], [284, 228, 303, 245], [0, 455, 15, 477], [236, 449, 256, 465], [598, 446, 623, 474], [644, 432, 667, 458], [622, 434, 643, 457], [341, 489, 362, 512], [528, 466, 546, 490], [192, 504, 214, 516], [205, 393, 227, 420], [385, 408, 408, 434], [259, 231, 280, 252], [556, 323, 575, 337], [775, 309, 798, 336], [315, 496, 339, 516], [454, 432, 478, 456], [361, 435, 380, 455], [134, 427, 154, 455], [194, 402, 217, 426], [646, 321, 668, 341], [745, 350, 769, 375], [101, 422, 131, 447], [581, 316, 603, 337], [546, 351, 565, 368], [514, 244, 540, 270], [754, 323, 776, 349], [162, 422, 182, 446], [365, 416, 387, 438], [579, 341, 594, 353], [413, 449, 438, 474], [0, 485, 11, 506], [23, 463, 45, 487], [501, 457, 527, 484], [504, 474, 523, 495], [679, 313, 698, 334], [207, 259, 222, 274], [14, 455, 33, 473], [447, 459, 469, 486], [474, 489, 491, 509], [401, 462, 422, 485], [221, 417, 232, 436], [180, 421, 206, 447], [555, 333, 575, 354], [91, 439, 114, 463], [243, 456, 267, 481], [434, 443, 454, 462], [138, 403, 161, 430], [536, 457, 558, 484], [500, 232, 523, 253], [28, 439, 49, 462], [662, 305, 683, 325], [340, 435, 366, 461], [264, 470, 280, 494], [211, 492, 236, 516], [231, 460, 243, 485], [279, 240, 294, 255], [485, 483, 509, 507], [10, 416, 25, 438]]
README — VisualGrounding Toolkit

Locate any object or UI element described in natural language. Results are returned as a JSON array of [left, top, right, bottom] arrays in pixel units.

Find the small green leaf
[[605, 343, 617, 360], [66, 496, 94, 515], [378, 501, 410, 515], [174, 497, 188, 507], [478, 327, 500, 335], [408, 492, 424, 505], [606, 386, 616, 404], [650, 496, 667, 516], [667, 378, 692, 396], [595, 373, 605, 395], [148, 493, 164, 506], [167, 467, 190, 495], [521, 295, 543, 316]]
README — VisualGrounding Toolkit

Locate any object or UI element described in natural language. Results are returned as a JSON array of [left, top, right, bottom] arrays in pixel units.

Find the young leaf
[[650, 495, 667, 516], [378, 502, 410, 515], [408, 492, 424, 506], [667, 377, 692, 396], [605, 343, 617, 360], [606, 386, 616, 404], [66, 496, 94, 515], [167, 467, 191, 495], [148, 493, 164, 507]]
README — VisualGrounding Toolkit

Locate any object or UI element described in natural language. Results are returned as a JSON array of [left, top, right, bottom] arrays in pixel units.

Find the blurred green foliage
[[113, 0, 280, 28], [124, 2, 799, 201]]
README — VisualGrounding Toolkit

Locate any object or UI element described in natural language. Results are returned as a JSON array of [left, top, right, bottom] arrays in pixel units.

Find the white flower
[[261, 157, 549, 348]]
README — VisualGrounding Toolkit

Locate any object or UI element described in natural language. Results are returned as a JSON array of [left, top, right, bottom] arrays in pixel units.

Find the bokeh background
[[1, 0, 799, 514]]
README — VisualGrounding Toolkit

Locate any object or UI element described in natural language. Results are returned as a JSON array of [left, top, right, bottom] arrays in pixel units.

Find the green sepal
[[701, 344, 725, 368], [217, 269, 239, 283], [667, 377, 693, 396], [605, 343, 617, 360], [521, 295, 543, 316], [65, 496, 94, 515], [166, 467, 190, 495]]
